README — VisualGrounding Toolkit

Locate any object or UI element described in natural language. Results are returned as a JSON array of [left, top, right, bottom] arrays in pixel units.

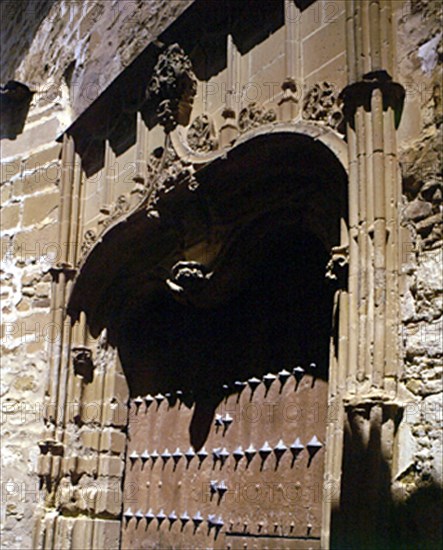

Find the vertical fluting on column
[[45, 134, 74, 431], [131, 112, 149, 207], [383, 104, 401, 389], [372, 87, 387, 387], [345, 0, 359, 394], [342, 0, 404, 392], [100, 139, 114, 214], [279, 0, 300, 121], [333, 1, 405, 546], [220, 34, 240, 147], [39, 134, 76, 534]]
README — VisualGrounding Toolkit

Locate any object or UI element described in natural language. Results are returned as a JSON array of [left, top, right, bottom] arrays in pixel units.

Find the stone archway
[[68, 129, 349, 548]]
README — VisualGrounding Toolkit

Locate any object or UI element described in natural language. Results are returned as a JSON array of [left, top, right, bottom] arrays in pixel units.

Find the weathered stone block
[[77, 456, 98, 477], [91, 519, 120, 550], [99, 429, 126, 454], [1, 181, 11, 203], [98, 456, 124, 477], [71, 518, 94, 550], [1, 118, 62, 160], [1, 159, 21, 184], [103, 401, 128, 427], [12, 223, 58, 264], [0, 204, 20, 230], [104, 372, 129, 403], [14, 169, 58, 198], [80, 429, 100, 451], [22, 191, 59, 227], [22, 144, 62, 173]]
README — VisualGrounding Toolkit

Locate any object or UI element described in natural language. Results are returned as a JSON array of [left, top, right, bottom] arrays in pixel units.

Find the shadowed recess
[[118, 226, 335, 449]]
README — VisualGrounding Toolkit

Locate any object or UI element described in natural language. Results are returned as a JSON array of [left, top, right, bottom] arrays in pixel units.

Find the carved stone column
[[220, 35, 240, 147], [341, 0, 405, 395], [332, 1, 406, 547], [278, 0, 301, 121]]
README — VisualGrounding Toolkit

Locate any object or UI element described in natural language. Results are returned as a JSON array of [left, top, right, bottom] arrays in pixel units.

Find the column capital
[[340, 71, 405, 129]]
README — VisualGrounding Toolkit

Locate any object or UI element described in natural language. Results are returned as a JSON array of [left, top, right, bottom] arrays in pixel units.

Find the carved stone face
[[166, 260, 213, 299]]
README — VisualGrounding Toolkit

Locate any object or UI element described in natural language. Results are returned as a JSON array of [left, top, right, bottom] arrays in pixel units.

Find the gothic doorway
[[68, 130, 348, 549]]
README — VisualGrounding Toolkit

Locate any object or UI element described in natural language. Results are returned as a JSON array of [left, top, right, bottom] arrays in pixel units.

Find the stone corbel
[[0, 80, 34, 139], [37, 439, 65, 486], [326, 244, 349, 286], [49, 264, 77, 282], [72, 346, 95, 382], [344, 394, 404, 419], [339, 70, 406, 129], [278, 78, 299, 121], [219, 107, 239, 147]]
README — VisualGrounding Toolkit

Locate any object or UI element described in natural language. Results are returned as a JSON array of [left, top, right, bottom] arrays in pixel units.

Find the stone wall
[[1, 100, 65, 550], [1, 2, 193, 548], [0, 1, 441, 548], [1, 0, 193, 117], [394, 0, 443, 532]]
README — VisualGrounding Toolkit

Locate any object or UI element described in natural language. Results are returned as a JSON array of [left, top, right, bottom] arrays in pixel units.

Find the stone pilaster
[[331, 2, 406, 547]]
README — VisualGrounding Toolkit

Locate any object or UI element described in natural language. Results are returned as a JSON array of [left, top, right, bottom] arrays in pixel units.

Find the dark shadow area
[[0, 81, 34, 139], [0, 0, 56, 82], [63, 0, 285, 176], [117, 225, 335, 449], [331, 405, 443, 549], [294, 0, 317, 10]]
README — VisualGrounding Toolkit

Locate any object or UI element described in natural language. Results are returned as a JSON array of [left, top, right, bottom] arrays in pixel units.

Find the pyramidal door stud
[[274, 439, 287, 459], [263, 373, 277, 389], [259, 441, 272, 459], [278, 369, 291, 384], [154, 393, 165, 405], [172, 448, 182, 464], [129, 450, 139, 464], [180, 511, 190, 525], [293, 366, 305, 382], [144, 394, 154, 408], [307, 435, 323, 457], [247, 376, 261, 392], [156, 509, 166, 524], [245, 444, 257, 462]]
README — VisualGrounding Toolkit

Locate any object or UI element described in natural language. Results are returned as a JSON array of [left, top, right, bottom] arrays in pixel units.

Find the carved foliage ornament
[[238, 102, 277, 133], [303, 81, 345, 133], [100, 194, 130, 231], [146, 44, 197, 133], [187, 114, 218, 152], [81, 229, 96, 256]]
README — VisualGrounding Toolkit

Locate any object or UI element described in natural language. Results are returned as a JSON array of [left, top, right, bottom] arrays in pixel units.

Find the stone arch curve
[[66, 126, 349, 548], [68, 127, 349, 344]]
